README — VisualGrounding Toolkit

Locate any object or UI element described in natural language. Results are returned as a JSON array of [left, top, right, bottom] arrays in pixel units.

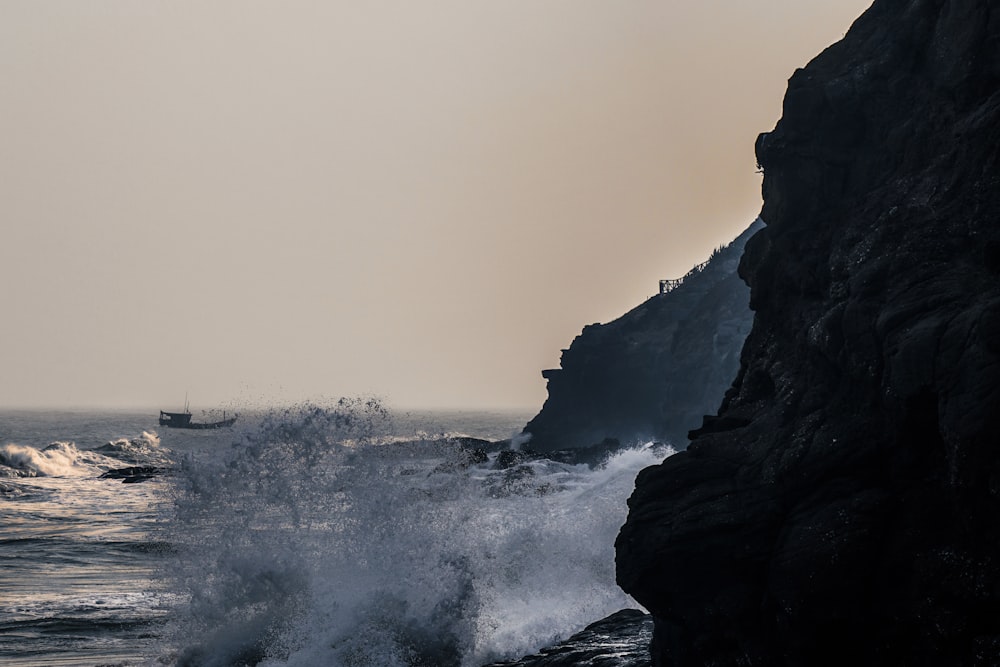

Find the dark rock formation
[[523, 220, 762, 452], [493, 441, 673, 470], [100, 465, 161, 483], [617, 1, 1000, 665], [493, 448, 543, 470], [482, 609, 653, 667]]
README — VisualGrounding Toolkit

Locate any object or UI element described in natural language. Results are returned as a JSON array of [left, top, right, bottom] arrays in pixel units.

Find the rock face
[[523, 220, 762, 452], [482, 609, 653, 667], [617, 1, 1000, 665]]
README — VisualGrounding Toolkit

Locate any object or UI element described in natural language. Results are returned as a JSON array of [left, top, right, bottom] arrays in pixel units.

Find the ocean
[[0, 402, 663, 666]]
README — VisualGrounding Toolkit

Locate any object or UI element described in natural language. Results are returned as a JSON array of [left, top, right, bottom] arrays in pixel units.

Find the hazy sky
[[2, 1, 871, 411]]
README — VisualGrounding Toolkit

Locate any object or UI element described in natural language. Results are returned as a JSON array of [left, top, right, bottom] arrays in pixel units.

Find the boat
[[158, 403, 237, 430]]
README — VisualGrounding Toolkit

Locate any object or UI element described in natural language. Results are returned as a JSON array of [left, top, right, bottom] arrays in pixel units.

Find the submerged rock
[[617, 1, 1000, 664], [493, 448, 544, 470], [100, 465, 161, 483], [482, 609, 652, 667], [521, 219, 760, 453]]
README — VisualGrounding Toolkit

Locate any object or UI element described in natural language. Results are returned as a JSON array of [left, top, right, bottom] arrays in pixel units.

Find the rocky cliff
[[523, 220, 762, 453], [617, 1, 1000, 665]]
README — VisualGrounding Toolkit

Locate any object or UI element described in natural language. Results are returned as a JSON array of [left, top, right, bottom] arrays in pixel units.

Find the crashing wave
[[0, 441, 103, 478], [94, 430, 172, 466], [1, 432, 171, 478], [162, 399, 667, 666]]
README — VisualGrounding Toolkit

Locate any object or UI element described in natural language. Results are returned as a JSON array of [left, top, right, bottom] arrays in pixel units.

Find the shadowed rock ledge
[[482, 609, 653, 667], [617, 1, 1000, 665], [522, 220, 762, 452]]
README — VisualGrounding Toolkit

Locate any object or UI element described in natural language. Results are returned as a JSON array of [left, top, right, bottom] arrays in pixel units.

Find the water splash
[[163, 399, 669, 666]]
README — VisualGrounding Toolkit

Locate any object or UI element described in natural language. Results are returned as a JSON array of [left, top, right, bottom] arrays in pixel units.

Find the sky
[[1, 0, 872, 411]]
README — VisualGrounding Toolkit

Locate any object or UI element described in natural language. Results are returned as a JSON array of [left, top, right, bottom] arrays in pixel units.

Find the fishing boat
[[158, 398, 237, 430]]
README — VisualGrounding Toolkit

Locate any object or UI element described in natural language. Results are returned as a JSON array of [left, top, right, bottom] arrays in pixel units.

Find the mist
[[0, 1, 871, 410]]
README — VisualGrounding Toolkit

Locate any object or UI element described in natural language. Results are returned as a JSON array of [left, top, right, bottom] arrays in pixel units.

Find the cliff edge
[[617, 1, 1000, 664], [523, 220, 761, 452]]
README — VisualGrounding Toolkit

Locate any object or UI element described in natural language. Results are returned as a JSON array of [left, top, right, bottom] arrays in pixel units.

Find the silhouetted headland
[[617, 0, 1000, 664]]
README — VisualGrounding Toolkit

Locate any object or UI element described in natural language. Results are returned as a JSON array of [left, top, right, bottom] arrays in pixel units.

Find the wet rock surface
[[482, 609, 652, 667], [99, 465, 162, 483], [617, 1, 1000, 665], [523, 221, 761, 453]]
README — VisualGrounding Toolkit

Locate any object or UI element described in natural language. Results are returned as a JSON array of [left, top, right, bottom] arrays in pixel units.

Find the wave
[[0, 431, 170, 478], [162, 400, 669, 666], [0, 442, 103, 478], [93, 430, 172, 466]]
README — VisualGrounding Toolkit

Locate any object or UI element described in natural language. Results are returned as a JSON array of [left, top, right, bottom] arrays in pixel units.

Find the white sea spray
[[163, 399, 670, 667], [1, 441, 108, 477], [0, 429, 170, 478]]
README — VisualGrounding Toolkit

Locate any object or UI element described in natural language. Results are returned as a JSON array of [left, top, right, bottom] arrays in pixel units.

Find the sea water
[[0, 402, 668, 666]]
